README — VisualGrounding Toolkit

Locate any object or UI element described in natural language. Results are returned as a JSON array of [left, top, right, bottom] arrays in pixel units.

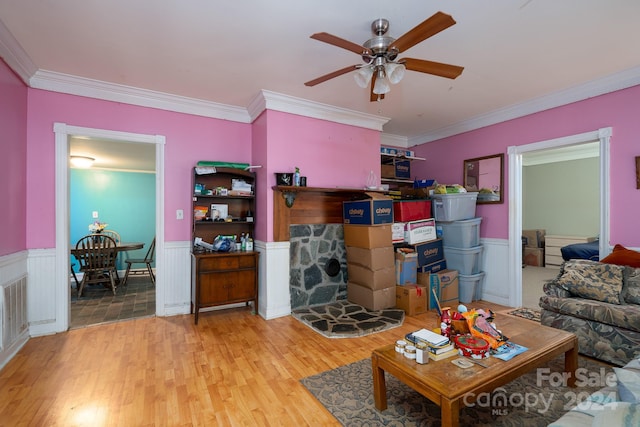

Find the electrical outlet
[[92, 211, 99, 218], [176, 209, 184, 220]]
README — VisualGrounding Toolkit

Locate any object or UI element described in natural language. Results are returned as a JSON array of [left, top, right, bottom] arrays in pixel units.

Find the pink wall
[[0, 59, 28, 256], [21, 89, 382, 249], [413, 84, 640, 246], [25, 89, 252, 248], [259, 110, 382, 241]]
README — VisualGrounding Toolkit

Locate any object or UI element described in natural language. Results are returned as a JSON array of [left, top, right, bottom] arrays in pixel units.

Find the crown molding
[[30, 70, 252, 123], [0, 18, 37, 84], [409, 65, 640, 146], [380, 133, 408, 148], [249, 90, 390, 131]]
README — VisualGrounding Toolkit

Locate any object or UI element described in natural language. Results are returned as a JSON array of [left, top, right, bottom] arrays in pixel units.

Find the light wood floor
[[0, 301, 512, 426]]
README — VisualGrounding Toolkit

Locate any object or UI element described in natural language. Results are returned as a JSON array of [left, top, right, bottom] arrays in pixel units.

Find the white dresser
[[545, 235, 595, 268]]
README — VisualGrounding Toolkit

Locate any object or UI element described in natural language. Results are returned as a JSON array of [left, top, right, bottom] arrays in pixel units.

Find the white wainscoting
[[256, 240, 292, 320], [27, 248, 59, 335], [478, 238, 511, 307], [160, 241, 192, 316], [0, 251, 29, 370]]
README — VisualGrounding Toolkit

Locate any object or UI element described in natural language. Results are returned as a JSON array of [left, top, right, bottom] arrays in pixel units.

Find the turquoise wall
[[70, 169, 156, 271]]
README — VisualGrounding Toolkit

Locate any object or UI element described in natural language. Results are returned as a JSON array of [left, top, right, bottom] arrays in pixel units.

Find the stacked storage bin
[[432, 193, 485, 304], [343, 194, 396, 310]]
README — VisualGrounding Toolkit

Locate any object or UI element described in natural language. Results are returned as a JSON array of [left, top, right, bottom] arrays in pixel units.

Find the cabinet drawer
[[199, 257, 239, 271], [546, 246, 563, 257]]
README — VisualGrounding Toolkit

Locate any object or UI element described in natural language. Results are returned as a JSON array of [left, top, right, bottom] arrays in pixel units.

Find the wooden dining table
[[70, 241, 144, 257]]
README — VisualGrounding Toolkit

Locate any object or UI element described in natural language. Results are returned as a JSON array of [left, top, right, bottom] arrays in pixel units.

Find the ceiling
[[2, 1, 640, 158]]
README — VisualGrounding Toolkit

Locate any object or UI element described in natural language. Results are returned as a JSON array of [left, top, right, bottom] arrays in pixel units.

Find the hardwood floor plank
[[0, 302, 510, 425]]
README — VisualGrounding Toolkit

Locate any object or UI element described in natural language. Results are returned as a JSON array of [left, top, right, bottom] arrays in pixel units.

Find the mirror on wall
[[463, 153, 504, 204]]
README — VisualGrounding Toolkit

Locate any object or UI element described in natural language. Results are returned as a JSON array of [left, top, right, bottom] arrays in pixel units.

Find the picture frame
[[210, 204, 229, 221]]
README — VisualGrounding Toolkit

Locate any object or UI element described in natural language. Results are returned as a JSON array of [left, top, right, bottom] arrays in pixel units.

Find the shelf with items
[[191, 165, 258, 323]]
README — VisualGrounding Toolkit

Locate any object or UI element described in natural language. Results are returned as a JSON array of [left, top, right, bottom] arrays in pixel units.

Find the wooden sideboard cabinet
[[190, 165, 258, 324], [191, 251, 259, 324]]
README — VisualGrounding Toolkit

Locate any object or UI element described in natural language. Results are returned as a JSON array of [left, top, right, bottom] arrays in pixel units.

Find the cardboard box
[[394, 159, 411, 179], [346, 246, 394, 271], [395, 285, 427, 316], [404, 218, 437, 244], [418, 259, 447, 274], [347, 282, 395, 311], [412, 238, 444, 267], [343, 193, 393, 225], [347, 264, 395, 290], [393, 200, 432, 222], [524, 247, 545, 267], [417, 272, 439, 311], [523, 229, 546, 248], [431, 269, 459, 308], [395, 251, 418, 285], [381, 164, 395, 179], [418, 269, 459, 311], [392, 222, 406, 243], [344, 224, 392, 249]]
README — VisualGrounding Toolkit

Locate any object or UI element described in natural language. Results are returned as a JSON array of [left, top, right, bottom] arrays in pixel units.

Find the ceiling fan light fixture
[[354, 66, 374, 88], [385, 62, 405, 84], [70, 155, 95, 168], [373, 69, 390, 95]]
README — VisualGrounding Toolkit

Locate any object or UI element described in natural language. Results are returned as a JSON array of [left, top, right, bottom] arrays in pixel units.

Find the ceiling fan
[[304, 11, 464, 101]]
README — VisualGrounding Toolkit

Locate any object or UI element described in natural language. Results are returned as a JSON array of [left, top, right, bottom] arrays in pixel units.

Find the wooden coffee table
[[371, 314, 578, 427]]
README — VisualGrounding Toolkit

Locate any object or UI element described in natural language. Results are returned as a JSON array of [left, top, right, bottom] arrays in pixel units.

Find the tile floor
[[70, 274, 155, 329]]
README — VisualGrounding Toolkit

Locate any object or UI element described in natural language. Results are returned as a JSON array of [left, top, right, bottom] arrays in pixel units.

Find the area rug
[[292, 300, 405, 338], [301, 356, 612, 426], [507, 307, 541, 322]]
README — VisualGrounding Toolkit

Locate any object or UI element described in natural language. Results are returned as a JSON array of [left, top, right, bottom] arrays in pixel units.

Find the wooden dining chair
[[74, 234, 119, 297], [101, 229, 122, 281], [123, 237, 156, 286]]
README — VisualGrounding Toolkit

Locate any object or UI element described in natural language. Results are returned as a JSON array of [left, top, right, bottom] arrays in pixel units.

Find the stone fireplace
[[289, 224, 348, 310]]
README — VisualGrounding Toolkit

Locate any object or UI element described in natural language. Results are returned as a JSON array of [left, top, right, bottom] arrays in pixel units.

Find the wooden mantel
[[272, 186, 378, 242]]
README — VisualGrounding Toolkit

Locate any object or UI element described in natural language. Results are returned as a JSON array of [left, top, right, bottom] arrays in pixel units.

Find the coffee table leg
[[441, 397, 460, 427], [371, 354, 387, 410], [565, 337, 579, 387]]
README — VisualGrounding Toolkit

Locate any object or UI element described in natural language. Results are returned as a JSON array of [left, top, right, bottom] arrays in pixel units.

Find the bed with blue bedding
[[560, 239, 600, 261]]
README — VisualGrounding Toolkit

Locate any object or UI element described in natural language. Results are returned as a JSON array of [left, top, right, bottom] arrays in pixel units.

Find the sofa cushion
[[555, 260, 625, 305], [592, 402, 640, 426], [601, 244, 640, 268], [624, 267, 640, 305], [614, 367, 640, 403]]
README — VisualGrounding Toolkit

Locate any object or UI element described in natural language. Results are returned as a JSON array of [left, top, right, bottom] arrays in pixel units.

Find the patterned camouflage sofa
[[549, 355, 640, 426], [539, 259, 640, 366]]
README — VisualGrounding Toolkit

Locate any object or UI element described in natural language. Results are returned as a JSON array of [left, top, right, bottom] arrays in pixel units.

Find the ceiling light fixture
[[70, 155, 95, 168], [352, 19, 406, 98]]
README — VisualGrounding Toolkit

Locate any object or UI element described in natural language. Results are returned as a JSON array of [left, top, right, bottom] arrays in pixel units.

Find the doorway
[[69, 137, 157, 327], [507, 128, 611, 308], [54, 123, 165, 331]]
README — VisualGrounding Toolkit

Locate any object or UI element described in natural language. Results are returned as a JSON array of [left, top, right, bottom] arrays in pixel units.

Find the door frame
[[54, 123, 165, 331], [507, 127, 611, 308]]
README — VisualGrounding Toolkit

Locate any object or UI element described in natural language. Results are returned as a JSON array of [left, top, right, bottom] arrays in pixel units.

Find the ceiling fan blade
[[392, 11, 456, 53], [304, 65, 359, 87], [370, 72, 385, 102], [402, 58, 464, 79], [310, 32, 371, 55]]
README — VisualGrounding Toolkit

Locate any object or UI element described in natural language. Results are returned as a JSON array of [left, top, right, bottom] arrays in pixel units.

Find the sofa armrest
[[543, 280, 571, 298]]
